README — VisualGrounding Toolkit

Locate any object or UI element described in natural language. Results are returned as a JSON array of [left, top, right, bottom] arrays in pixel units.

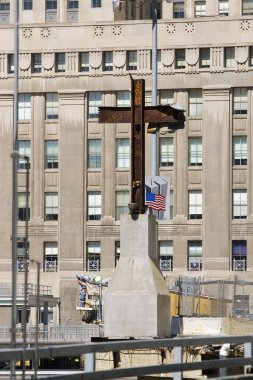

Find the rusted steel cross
[[99, 78, 184, 215]]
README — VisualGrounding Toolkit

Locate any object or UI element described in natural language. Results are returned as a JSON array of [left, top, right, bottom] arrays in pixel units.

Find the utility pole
[[151, 0, 158, 177]]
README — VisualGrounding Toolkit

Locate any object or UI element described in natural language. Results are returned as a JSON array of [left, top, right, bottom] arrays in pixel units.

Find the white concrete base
[[104, 214, 170, 338]]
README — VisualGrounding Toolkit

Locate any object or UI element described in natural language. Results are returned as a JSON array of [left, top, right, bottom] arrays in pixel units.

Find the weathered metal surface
[[99, 105, 184, 125]]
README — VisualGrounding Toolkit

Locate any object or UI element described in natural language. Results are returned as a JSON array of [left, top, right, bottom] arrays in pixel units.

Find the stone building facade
[[0, 0, 253, 325]]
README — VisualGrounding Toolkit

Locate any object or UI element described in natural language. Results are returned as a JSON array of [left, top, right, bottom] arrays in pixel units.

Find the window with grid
[[18, 193, 30, 221], [44, 242, 58, 272], [0, 0, 10, 11], [233, 136, 247, 166], [55, 53, 65, 72], [189, 191, 202, 219], [88, 139, 101, 169], [159, 89, 174, 105], [103, 51, 113, 72], [159, 241, 173, 271], [188, 241, 202, 271], [189, 137, 202, 166], [116, 191, 129, 221], [88, 92, 102, 118], [189, 89, 203, 117], [173, 1, 184, 18], [199, 48, 210, 68], [18, 140, 30, 170], [87, 192, 101, 220], [46, 93, 59, 119], [23, 0, 32, 9], [68, 0, 78, 9], [233, 190, 247, 219], [79, 52, 89, 72], [31, 53, 42, 73], [17, 242, 29, 272], [233, 88, 247, 115], [45, 140, 58, 169], [219, 0, 229, 15], [224, 47, 235, 68], [159, 137, 173, 167], [175, 49, 185, 69], [115, 241, 120, 266], [87, 241, 101, 271], [195, 0, 206, 16], [127, 50, 137, 71], [116, 139, 130, 168], [7, 54, 14, 73], [232, 241, 247, 271], [46, 0, 57, 10], [116, 91, 130, 107], [18, 94, 31, 120], [242, 0, 253, 15], [45, 192, 58, 221], [91, 0, 101, 7]]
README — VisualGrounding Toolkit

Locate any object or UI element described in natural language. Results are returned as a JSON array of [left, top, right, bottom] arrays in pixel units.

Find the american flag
[[146, 192, 166, 211]]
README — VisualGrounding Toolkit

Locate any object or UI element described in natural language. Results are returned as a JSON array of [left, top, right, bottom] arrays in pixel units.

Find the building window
[[44, 242, 58, 272], [159, 137, 173, 167], [115, 241, 120, 266], [173, 1, 184, 18], [219, 0, 229, 15], [18, 94, 31, 121], [233, 136, 247, 166], [116, 139, 130, 168], [55, 53, 65, 72], [159, 89, 174, 105], [127, 50, 137, 71], [116, 191, 129, 221], [91, 0, 101, 7], [18, 193, 30, 221], [87, 241, 101, 271], [31, 53, 42, 73], [195, 0, 206, 16], [150, 49, 162, 70], [79, 52, 89, 72], [88, 92, 102, 118], [46, 0, 57, 9], [18, 140, 31, 170], [242, 0, 253, 15], [0, 0, 10, 11], [7, 54, 14, 73], [199, 48, 210, 68], [116, 91, 130, 107], [232, 241, 247, 271], [88, 139, 101, 169], [189, 137, 202, 166], [23, 0, 32, 9], [45, 140, 58, 169], [224, 47, 235, 68], [17, 242, 29, 272], [233, 88, 247, 115], [45, 192, 58, 221], [189, 191, 202, 219], [169, 190, 174, 220], [87, 192, 101, 220], [188, 241, 202, 271], [103, 51, 113, 72], [189, 89, 203, 117], [68, 0, 78, 9], [159, 241, 173, 271], [233, 190, 247, 219], [46, 93, 59, 120], [175, 49, 185, 69]]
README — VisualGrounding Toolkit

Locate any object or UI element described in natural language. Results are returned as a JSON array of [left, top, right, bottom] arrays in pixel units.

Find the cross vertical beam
[[131, 78, 145, 214]]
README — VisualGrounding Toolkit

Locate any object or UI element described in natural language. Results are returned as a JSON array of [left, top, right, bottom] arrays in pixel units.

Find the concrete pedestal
[[104, 214, 170, 338]]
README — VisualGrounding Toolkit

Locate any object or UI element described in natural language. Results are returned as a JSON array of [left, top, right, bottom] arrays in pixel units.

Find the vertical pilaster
[[58, 91, 85, 271], [203, 86, 231, 270]]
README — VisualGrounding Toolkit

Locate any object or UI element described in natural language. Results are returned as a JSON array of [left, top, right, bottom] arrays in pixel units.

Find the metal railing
[[160, 258, 173, 271], [0, 335, 253, 379], [44, 259, 57, 272], [233, 258, 246, 271], [87, 259, 100, 272], [188, 258, 202, 271], [0, 282, 52, 297]]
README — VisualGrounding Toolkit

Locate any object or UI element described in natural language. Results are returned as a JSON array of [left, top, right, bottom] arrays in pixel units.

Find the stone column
[[203, 86, 231, 270], [0, 93, 13, 270], [58, 91, 85, 271]]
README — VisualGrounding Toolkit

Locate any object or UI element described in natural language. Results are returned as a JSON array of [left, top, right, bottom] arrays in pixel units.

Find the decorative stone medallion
[[185, 22, 195, 34], [113, 51, 126, 68], [186, 48, 199, 65], [161, 49, 174, 66], [90, 51, 102, 69], [23, 28, 32, 39], [166, 23, 176, 34], [112, 25, 122, 36], [240, 20, 251, 32], [19, 54, 31, 70], [94, 26, 104, 37], [235, 46, 248, 64], [43, 53, 54, 70], [41, 27, 51, 38]]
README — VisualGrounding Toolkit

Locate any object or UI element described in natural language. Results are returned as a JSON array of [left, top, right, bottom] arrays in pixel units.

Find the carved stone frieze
[[113, 51, 126, 68], [90, 51, 102, 69]]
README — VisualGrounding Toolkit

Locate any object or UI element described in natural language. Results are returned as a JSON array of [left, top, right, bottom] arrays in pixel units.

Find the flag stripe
[[146, 193, 166, 211]]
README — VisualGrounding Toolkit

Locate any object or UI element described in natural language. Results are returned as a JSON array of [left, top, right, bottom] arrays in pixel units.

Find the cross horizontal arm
[[99, 105, 185, 124]]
